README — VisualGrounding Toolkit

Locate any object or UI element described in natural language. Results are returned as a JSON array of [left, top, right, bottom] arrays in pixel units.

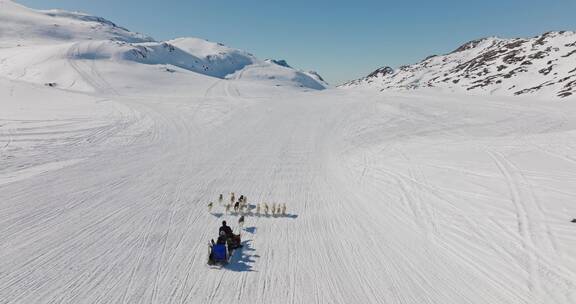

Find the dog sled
[[208, 242, 230, 265], [207, 234, 242, 266]]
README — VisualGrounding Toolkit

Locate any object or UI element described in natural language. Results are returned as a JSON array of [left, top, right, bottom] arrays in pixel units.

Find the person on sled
[[219, 221, 241, 249]]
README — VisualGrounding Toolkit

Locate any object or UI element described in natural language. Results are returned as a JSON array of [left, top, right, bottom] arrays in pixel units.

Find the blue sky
[[17, 0, 576, 84]]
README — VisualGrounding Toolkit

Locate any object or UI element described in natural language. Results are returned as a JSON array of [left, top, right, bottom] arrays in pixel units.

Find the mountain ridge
[[341, 31, 576, 98]]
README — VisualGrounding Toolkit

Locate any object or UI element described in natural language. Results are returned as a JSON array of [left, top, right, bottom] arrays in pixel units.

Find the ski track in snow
[[2, 62, 576, 303]]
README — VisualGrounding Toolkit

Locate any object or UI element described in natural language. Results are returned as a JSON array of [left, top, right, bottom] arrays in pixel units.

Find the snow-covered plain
[[2, 1, 576, 303]]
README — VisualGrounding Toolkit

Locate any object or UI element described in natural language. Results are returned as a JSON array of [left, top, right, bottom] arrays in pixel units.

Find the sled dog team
[[208, 192, 287, 216]]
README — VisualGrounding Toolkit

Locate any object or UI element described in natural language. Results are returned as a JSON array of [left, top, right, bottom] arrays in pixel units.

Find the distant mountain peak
[[367, 66, 394, 78], [266, 59, 292, 68], [451, 37, 494, 53], [341, 31, 576, 98], [307, 71, 325, 83]]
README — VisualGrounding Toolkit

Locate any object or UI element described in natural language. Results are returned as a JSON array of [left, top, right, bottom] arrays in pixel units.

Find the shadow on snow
[[224, 240, 258, 272], [243, 226, 257, 234]]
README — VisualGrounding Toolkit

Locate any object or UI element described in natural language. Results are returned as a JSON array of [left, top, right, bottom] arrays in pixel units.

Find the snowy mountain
[[0, 0, 153, 46], [0, 0, 327, 92], [3, 1, 576, 303], [341, 31, 576, 98]]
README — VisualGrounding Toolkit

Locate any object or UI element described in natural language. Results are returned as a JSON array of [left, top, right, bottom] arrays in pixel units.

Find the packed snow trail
[[1, 77, 576, 303]]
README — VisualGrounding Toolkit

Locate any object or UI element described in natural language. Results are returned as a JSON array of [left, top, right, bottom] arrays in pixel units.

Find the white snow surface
[[342, 31, 576, 98], [2, 1, 576, 304]]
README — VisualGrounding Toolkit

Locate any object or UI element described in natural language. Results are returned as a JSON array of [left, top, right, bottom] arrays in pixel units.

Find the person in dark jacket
[[219, 221, 234, 238], [219, 220, 242, 249]]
